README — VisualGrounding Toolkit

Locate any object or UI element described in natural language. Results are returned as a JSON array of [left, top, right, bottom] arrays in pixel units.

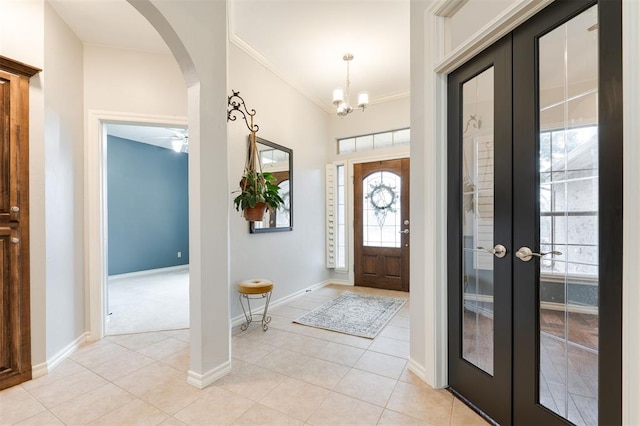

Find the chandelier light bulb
[[332, 88, 344, 105], [357, 91, 369, 109]]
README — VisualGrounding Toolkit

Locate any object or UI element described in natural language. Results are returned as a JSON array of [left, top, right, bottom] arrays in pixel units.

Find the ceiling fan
[[143, 127, 189, 153]]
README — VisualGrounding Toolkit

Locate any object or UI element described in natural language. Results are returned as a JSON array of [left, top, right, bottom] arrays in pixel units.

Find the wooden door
[[0, 57, 39, 391], [354, 159, 409, 292]]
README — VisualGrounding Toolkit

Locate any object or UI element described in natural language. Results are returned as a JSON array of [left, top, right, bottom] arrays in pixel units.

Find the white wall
[[43, 2, 85, 360], [227, 44, 332, 319], [0, 0, 47, 367], [83, 45, 187, 117]]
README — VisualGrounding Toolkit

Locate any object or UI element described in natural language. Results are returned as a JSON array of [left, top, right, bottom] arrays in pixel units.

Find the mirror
[[250, 136, 293, 233]]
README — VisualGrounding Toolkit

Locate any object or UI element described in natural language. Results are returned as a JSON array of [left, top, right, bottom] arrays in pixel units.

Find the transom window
[[337, 128, 410, 155]]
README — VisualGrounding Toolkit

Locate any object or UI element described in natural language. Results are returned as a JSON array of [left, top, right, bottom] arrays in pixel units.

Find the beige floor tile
[[107, 332, 169, 350], [174, 386, 254, 425], [236, 327, 292, 348], [283, 298, 326, 311], [314, 341, 366, 367], [377, 409, 426, 425], [159, 329, 190, 342], [380, 324, 410, 342], [369, 336, 410, 358], [232, 335, 277, 364], [26, 369, 109, 409], [90, 349, 156, 381], [354, 351, 407, 380], [140, 377, 203, 415], [22, 359, 86, 391], [216, 359, 286, 402], [232, 403, 304, 425], [159, 347, 190, 372], [306, 391, 383, 426], [259, 377, 329, 422], [136, 337, 188, 361], [70, 341, 131, 369], [270, 305, 310, 320], [89, 399, 168, 425], [0, 385, 46, 424], [263, 314, 303, 333], [386, 381, 454, 425], [50, 383, 134, 425], [159, 417, 186, 426], [399, 367, 425, 386], [14, 410, 64, 426], [450, 398, 488, 425], [324, 332, 373, 349], [114, 362, 184, 396], [289, 357, 350, 388], [282, 333, 330, 356], [388, 315, 410, 329], [255, 347, 311, 376], [332, 368, 397, 407]]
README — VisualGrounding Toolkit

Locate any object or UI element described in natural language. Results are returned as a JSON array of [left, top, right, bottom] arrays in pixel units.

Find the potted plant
[[233, 170, 284, 221]]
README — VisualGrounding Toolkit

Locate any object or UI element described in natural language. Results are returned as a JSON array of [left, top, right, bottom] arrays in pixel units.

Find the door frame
[[85, 110, 188, 340], [342, 152, 410, 286]]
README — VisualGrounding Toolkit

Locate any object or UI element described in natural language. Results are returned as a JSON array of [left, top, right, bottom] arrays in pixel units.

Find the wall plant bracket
[[227, 90, 259, 133]]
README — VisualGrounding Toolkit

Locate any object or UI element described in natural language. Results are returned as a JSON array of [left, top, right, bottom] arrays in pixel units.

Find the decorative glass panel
[[538, 5, 599, 424], [362, 171, 401, 248], [461, 66, 495, 376]]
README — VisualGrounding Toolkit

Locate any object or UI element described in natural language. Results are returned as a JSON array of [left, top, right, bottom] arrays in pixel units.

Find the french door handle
[[475, 244, 507, 258], [515, 246, 562, 262], [399, 229, 410, 234]]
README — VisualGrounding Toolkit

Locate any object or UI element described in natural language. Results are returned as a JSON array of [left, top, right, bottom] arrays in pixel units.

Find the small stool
[[238, 279, 273, 331]]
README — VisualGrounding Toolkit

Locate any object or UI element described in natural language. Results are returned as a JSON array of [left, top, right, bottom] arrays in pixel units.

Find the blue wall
[[107, 135, 189, 275]]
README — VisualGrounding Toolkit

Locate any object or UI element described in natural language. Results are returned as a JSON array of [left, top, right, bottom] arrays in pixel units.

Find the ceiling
[[48, 0, 410, 112]]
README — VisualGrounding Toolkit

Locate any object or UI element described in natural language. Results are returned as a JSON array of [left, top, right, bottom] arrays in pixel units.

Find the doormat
[[293, 291, 407, 339]]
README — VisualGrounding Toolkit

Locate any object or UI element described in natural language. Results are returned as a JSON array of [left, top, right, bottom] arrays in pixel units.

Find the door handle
[[399, 229, 410, 234], [515, 246, 562, 262], [474, 244, 507, 258]]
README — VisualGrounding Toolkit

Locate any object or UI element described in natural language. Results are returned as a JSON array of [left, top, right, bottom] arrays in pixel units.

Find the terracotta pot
[[243, 202, 267, 221]]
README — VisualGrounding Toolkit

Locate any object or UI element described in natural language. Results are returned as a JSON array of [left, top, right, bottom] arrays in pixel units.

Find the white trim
[[32, 332, 89, 379], [432, 0, 467, 18], [108, 265, 189, 281], [407, 357, 428, 382], [230, 279, 333, 327], [187, 360, 231, 389], [85, 110, 188, 341], [622, 1, 640, 424], [434, 0, 553, 74]]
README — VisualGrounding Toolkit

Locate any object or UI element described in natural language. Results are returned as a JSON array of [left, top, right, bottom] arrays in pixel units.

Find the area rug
[[293, 291, 407, 339]]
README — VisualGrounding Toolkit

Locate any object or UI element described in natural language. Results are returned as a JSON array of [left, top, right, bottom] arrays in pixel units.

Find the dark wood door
[[0, 58, 38, 391], [354, 158, 409, 292], [447, 1, 622, 424]]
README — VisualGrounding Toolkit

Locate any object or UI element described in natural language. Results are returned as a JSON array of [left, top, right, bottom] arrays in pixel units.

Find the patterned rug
[[293, 291, 407, 339]]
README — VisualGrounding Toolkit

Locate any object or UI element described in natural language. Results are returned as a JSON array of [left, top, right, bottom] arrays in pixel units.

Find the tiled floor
[[1, 284, 486, 425]]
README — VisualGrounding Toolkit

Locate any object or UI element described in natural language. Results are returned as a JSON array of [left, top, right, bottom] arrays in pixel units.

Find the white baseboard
[[32, 332, 89, 379], [187, 360, 231, 389], [328, 279, 351, 286], [407, 357, 428, 384], [109, 264, 189, 281], [231, 279, 333, 327]]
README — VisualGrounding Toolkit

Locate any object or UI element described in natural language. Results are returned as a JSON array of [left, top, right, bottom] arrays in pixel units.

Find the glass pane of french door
[[538, 5, 599, 424], [461, 67, 495, 375]]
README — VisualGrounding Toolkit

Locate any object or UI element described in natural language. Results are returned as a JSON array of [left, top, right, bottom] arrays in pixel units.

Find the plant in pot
[[233, 170, 284, 221], [233, 130, 284, 221]]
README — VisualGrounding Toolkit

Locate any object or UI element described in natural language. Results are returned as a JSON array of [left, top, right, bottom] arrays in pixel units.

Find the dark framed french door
[[447, 1, 622, 425]]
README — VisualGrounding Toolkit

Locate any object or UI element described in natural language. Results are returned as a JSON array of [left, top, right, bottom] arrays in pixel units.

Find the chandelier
[[332, 53, 369, 117]]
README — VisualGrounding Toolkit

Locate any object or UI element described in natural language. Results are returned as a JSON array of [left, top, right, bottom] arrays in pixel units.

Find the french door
[[447, 1, 622, 425]]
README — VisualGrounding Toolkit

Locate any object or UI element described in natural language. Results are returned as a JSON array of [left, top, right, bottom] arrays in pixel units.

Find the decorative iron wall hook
[[227, 90, 259, 133]]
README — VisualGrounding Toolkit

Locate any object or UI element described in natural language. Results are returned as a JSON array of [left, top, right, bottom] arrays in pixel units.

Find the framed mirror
[[250, 136, 293, 233]]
